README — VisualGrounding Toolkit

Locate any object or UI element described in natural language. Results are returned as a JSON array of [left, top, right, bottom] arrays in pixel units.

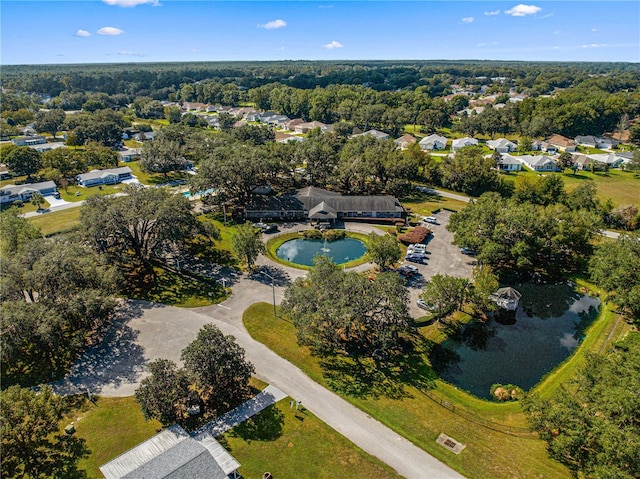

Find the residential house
[[354, 129, 389, 140], [571, 154, 595, 171], [531, 140, 557, 153], [419, 134, 448, 151], [294, 121, 332, 134], [497, 155, 522, 171], [182, 102, 208, 112], [245, 186, 404, 223], [133, 131, 157, 142], [573, 153, 628, 170], [574, 135, 599, 149], [76, 166, 133, 187], [265, 114, 290, 129], [486, 138, 517, 153], [277, 135, 305, 144], [117, 147, 142, 162], [100, 424, 240, 479], [12, 135, 47, 146], [451, 137, 479, 152], [286, 118, 306, 132], [29, 142, 66, 153], [394, 134, 417, 150], [0, 181, 58, 204], [517, 155, 558, 171], [546, 134, 577, 152]]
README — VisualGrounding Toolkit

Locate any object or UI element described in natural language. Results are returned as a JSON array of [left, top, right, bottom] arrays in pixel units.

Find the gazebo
[[490, 287, 522, 311]]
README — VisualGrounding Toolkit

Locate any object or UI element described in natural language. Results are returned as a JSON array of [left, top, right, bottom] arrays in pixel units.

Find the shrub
[[323, 229, 346, 241], [303, 229, 323, 239], [12, 200, 24, 207], [398, 226, 431, 245], [490, 383, 524, 401]]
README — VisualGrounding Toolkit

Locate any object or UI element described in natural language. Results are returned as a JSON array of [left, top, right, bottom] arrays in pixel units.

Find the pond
[[276, 237, 368, 267], [430, 283, 600, 400]]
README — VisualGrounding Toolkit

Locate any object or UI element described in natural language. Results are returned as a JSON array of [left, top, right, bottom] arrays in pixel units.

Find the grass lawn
[[127, 264, 228, 307], [65, 396, 163, 479], [502, 168, 640, 207], [400, 188, 469, 216], [59, 184, 125, 202], [222, 399, 402, 479], [28, 206, 81, 236], [123, 160, 190, 186], [243, 301, 617, 479]]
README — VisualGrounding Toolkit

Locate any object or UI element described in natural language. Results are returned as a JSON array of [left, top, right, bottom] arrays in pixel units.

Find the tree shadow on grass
[[320, 341, 437, 400], [226, 404, 285, 444]]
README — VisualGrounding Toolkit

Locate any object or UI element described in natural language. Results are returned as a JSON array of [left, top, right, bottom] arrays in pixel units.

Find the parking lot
[[402, 210, 474, 318]]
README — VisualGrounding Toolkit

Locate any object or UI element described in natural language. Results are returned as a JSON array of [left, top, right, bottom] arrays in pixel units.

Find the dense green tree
[[29, 192, 45, 211], [0, 208, 42, 255], [469, 265, 499, 312], [230, 222, 265, 269], [282, 256, 410, 358], [518, 136, 533, 153], [181, 324, 255, 415], [420, 274, 470, 317], [589, 233, 640, 320], [366, 232, 401, 270], [81, 184, 202, 275], [140, 137, 188, 176], [164, 105, 182, 124], [5, 146, 42, 179], [135, 359, 191, 425], [523, 334, 640, 478], [439, 146, 503, 196], [230, 124, 274, 145], [1, 385, 88, 479], [34, 109, 65, 139], [41, 148, 87, 178]]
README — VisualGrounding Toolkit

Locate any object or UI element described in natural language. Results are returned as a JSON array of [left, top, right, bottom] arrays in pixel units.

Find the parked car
[[252, 222, 268, 229], [417, 298, 436, 311], [407, 244, 428, 254], [405, 254, 424, 264], [397, 264, 419, 277], [422, 216, 438, 224], [262, 224, 278, 233], [460, 247, 477, 256]]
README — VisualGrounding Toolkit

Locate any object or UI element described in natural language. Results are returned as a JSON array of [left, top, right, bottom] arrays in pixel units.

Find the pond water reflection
[[276, 238, 367, 266], [430, 283, 600, 399]]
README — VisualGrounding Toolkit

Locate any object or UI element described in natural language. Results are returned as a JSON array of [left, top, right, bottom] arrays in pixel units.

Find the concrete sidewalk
[[198, 385, 288, 437]]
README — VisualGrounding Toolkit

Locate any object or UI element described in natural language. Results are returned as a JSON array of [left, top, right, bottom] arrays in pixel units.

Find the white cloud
[[118, 50, 144, 56], [541, 12, 554, 19], [553, 30, 561, 35], [318, 4, 333, 8], [462, 17, 474, 23], [97, 26, 124, 36], [258, 19, 287, 30], [591, 28, 598, 32], [276, 46, 286, 51], [485, 10, 501, 16], [505, 4, 542, 16], [189, 48, 198, 52], [477, 41, 499, 47], [75, 29, 90, 37], [102, 0, 160, 7], [581, 43, 606, 48], [323, 40, 343, 50]]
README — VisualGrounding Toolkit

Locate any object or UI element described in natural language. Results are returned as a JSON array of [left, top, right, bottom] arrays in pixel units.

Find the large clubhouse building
[[245, 186, 405, 223]]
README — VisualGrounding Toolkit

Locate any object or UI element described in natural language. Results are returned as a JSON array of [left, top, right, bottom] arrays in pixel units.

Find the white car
[[422, 216, 438, 224], [407, 244, 428, 253], [417, 299, 436, 311]]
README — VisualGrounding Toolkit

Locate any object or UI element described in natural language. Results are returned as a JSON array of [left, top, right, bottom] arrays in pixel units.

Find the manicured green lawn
[[243, 302, 606, 479], [59, 184, 124, 202], [223, 399, 402, 479], [127, 265, 228, 307], [502, 168, 640, 207], [400, 188, 469, 216], [28, 207, 81, 236], [67, 396, 163, 479], [123, 160, 190, 186]]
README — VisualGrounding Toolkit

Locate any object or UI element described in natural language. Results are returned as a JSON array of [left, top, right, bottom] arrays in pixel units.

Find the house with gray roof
[[12, 135, 47, 146], [76, 167, 133, 187], [497, 155, 522, 171], [395, 134, 417, 150], [100, 424, 240, 479], [354, 129, 390, 140], [419, 134, 447, 150], [117, 147, 142, 162], [245, 186, 404, 223], [0, 181, 58, 204], [486, 138, 517, 153], [517, 155, 558, 172], [451, 137, 479, 151]]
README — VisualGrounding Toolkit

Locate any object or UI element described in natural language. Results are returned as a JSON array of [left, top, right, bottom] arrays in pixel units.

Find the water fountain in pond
[[321, 237, 330, 253]]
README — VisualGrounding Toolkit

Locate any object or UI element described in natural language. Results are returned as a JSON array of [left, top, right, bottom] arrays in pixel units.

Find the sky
[[1, 0, 638, 65]]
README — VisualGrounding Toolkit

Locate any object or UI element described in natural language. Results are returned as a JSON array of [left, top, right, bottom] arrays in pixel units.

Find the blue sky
[[1, 1, 638, 64]]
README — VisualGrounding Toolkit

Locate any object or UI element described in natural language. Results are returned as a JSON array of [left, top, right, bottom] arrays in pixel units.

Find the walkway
[[198, 385, 287, 437]]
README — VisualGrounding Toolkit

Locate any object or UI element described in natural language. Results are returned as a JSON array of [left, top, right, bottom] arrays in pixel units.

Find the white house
[[354, 129, 390, 140], [486, 138, 517, 153], [12, 135, 47, 146], [517, 155, 558, 171], [294, 121, 332, 134], [76, 167, 133, 187], [0, 181, 58, 204], [117, 147, 142, 162], [419, 134, 448, 150], [497, 155, 522, 171], [451, 137, 479, 151]]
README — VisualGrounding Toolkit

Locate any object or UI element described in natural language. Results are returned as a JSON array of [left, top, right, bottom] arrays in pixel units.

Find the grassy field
[[243, 300, 624, 479], [400, 188, 469, 216], [123, 160, 190, 186], [59, 184, 124, 202], [502, 168, 640, 207], [223, 399, 402, 479], [28, 206, 81, 235], [66, 396, 163, 479], [64, 390, 401, 479]]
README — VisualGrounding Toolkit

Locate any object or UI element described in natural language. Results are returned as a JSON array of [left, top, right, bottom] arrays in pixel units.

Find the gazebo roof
[[494, 287, 522, 300], [308, 201, 337, 219]]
